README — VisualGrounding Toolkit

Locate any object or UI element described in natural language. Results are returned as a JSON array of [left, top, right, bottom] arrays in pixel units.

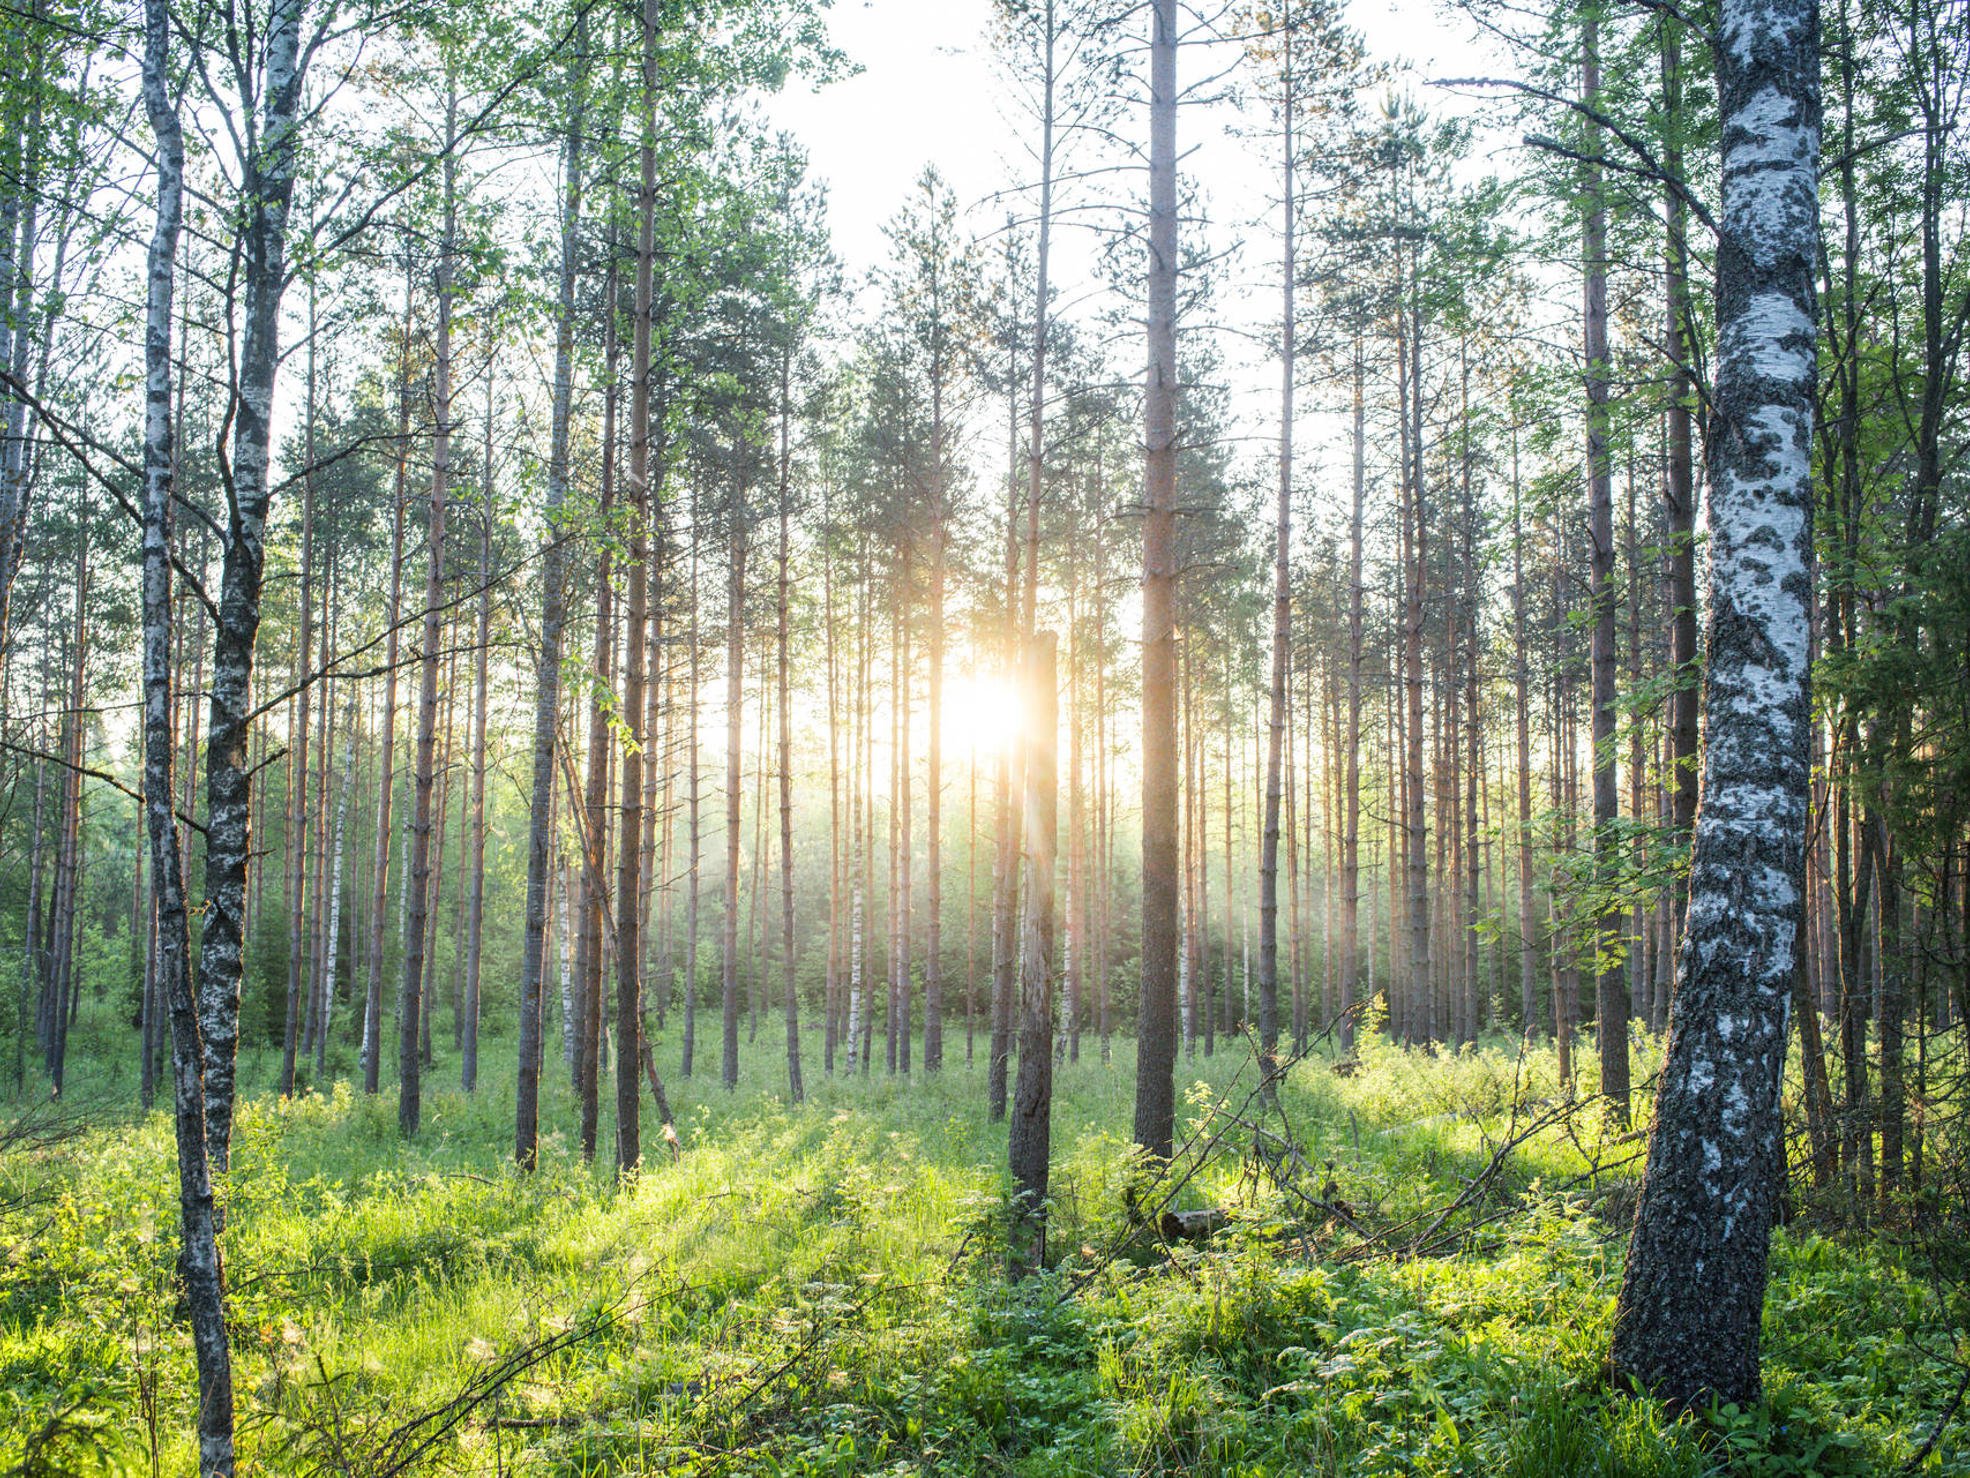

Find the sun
[[940, 671, 1024, 756]]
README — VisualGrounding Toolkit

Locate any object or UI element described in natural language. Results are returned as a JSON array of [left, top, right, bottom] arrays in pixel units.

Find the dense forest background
[[0, 0, 1965, 1470]]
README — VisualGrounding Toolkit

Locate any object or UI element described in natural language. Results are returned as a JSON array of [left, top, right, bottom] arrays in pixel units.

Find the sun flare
[[941, 672, 1024, 757]]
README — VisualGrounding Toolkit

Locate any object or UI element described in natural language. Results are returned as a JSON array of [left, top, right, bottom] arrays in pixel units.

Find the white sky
[[766, 0, 1483, 288], [760, 0, 1505, 532]]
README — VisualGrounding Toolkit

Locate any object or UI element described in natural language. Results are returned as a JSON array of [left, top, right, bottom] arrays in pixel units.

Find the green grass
[[2, 1007, 1963, 1474]]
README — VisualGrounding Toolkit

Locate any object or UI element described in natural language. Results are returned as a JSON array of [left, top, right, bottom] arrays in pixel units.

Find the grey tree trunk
[[1612, 0, 1819, 1405]]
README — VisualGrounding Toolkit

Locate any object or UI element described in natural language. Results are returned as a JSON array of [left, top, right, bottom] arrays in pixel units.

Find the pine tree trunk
[[615, 0, 660, 1172], [1258, 25, 1293, 1087], [896, 608, 913, 1073], [684, 486, 701, 1079], [1400, 270, 1431, 1047], [777, 338, 803, 1100], [399, 90, 458, 1138], [1342, 343, 1365, 1050], [722, 500, 745, 1091], [1511, 432, 1540, 1033], [823, 484, 841, 1075], [318, 700, 354, 1071], [45, 543, 85, 1095], [1660, 16, 1700, 961], [460, 388, 492, 1095], [1009, 633, 1058, 1273], [362, 264, 412, 1096], [281, 313, 317, 1098], [516, 19, 584, 1165], [1134, 0, 1181, 1160], [1582, 19, 1630, 1120], [924, 302, 948, 1075], [578, 260, 620, 1158], [987, 421, 1020, 1120]]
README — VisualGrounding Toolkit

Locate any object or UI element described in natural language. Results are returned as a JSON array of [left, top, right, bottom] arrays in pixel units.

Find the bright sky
[[766, 0, 1487, 288], [761, 0, 1501, 530]]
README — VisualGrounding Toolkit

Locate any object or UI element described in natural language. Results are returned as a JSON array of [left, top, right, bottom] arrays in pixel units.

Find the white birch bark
[[1613, 0, 1820, 1406], [196, 0, 312, 1176], [139, 0, 235, 1463]]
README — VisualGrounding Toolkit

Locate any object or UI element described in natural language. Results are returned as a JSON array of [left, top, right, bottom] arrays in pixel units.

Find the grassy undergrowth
[[2, 1009, 1964, 1474]]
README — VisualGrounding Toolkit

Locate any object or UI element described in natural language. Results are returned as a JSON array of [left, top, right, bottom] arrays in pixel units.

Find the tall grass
[[1, 1000, 1960, 1474]]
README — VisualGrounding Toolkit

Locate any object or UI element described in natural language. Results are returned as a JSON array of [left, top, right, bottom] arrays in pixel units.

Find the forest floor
[[2, 1002, 1965, 1475]]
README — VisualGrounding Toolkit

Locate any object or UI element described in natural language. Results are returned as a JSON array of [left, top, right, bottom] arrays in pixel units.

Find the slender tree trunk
[[1875, 812, 1904, 1209], [196, 0, 310, 1177], [578, 261, 620, 1158], [1009, 633, 1058, 1273], [138, 15, 235, 1459], [462, 380, 493, 1092], [45, 543, 85, 1095], [683, 485, 701, 1079], [0, 66, 46, 659], [318, 700, 354, 1070], [777, 328, 803, 1103], [1661, 15, 1699, 952], [399, 88, 459, 1138], [1066, 571, 1084, 1063], [897, 605, 913, 1073], [1582, 18, 1630, 1120], [987, 370, 1020, 1120], [1094, 504, 1112, 1062], [1134, 0, 1181, 1160], [614, 0, 662, 1173], [1342, 342, 1365, 1050], [723, 500, 745, 1091], [281, 308, 317, 1098], [362, 262, 412, 1095], [516, 19, 584, 1166], [1258, 20, 1294, 1088], [1400, 267, 1431, 1046], [824, 484, 841, 1074], [1511, 431, 1540, 1032]]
